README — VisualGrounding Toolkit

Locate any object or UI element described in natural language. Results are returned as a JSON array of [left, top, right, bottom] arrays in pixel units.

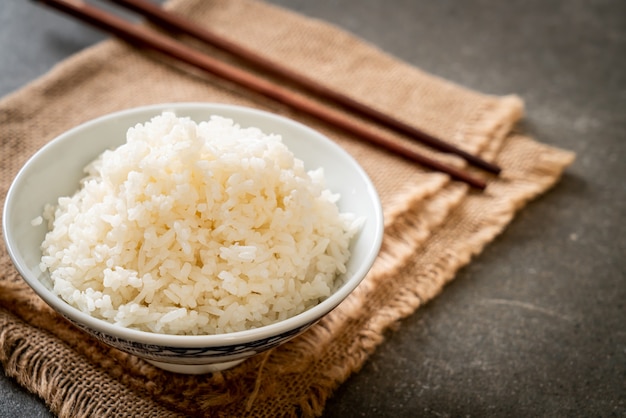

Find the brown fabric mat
[[0, 0, 575, 416]]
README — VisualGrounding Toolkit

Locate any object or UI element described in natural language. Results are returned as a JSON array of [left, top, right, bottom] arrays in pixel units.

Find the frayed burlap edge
[[0, 308, 185, 418]]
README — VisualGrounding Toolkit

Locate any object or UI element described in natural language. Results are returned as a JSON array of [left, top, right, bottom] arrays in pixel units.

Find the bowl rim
[[3, 102, 384, 347]]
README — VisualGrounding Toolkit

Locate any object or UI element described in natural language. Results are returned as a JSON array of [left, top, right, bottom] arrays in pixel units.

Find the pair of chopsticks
[[34, 0, 500, 189]]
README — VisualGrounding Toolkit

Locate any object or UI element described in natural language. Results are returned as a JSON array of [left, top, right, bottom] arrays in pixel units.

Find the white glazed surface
[[3, 103, 384, 374]]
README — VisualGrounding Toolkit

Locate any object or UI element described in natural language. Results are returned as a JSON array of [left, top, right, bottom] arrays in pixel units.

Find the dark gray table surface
[[1, 0, 624, 417]]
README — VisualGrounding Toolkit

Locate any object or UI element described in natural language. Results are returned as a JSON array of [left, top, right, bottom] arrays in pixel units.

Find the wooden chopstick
[[33, 0, 489, 189], [107, 0, 500, 176]]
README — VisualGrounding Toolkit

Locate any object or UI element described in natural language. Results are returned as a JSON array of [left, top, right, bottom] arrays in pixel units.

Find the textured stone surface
[[1, 0, 624, 416]]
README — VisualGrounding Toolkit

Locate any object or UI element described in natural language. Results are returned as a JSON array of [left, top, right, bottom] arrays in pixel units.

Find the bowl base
[[146, 358, 245, 374]]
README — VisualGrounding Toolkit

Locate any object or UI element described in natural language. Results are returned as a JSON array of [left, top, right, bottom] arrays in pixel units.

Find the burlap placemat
[[0, 0, 574, 416]]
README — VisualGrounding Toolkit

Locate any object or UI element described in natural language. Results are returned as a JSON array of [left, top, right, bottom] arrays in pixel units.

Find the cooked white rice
[[40, 112, 362, 335]]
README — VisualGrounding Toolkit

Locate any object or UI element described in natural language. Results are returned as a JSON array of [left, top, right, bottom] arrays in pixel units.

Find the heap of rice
[[40, 112, 362, 335]]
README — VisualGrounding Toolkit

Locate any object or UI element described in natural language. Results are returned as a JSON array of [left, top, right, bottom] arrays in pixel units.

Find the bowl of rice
[[3, 102, 383, 374]]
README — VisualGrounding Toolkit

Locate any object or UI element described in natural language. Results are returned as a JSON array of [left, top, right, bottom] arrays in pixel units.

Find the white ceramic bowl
[[3, 103, 383, 374]]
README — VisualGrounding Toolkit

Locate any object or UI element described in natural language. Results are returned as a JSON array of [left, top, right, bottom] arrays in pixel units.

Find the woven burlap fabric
[[0, 0, 575, 416]]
